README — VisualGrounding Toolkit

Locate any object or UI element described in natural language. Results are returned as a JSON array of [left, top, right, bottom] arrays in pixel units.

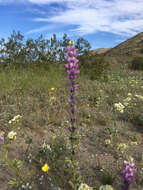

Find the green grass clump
[[128, 56, 143, 71]]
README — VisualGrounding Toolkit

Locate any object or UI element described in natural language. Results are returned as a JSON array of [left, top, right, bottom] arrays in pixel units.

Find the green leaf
[[25, 136, 33, 144], [76, 175, 82, 183], [12, 159, 23, 169], [69, 180, 75, 189], [16, 160, 23, 169], [8, 178, 19, 187]]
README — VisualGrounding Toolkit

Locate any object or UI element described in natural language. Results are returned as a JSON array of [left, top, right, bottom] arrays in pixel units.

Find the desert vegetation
[[0, 31, 143, 190]]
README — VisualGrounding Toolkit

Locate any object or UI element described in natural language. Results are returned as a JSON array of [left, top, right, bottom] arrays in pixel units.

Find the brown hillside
[[104, 32, 143, 65], [90, 48, 111, 55]]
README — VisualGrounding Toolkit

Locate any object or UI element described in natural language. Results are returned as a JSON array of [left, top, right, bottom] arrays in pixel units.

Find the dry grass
[[0, 62, 143, 190]]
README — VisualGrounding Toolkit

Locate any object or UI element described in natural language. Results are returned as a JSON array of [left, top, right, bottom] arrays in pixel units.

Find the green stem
[[4, 150, 27, 185]]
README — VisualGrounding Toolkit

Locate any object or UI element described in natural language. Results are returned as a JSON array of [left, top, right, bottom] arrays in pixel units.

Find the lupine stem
[[64, 40, 80, 190]]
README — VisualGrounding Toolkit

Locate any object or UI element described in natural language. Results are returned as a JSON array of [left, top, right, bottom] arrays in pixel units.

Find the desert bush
[[78, 52, 110, 82], [140, 48, 143, 54], [128, 57, 143, 70]]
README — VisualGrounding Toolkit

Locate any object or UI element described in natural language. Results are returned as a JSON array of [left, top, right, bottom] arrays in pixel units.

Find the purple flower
[[65, 57, 79, 63], [70, 94, 76, 99], [68, 100, 77, 107], [121, 160, 136, 190], [69, 117, 76, 122], [64, 40, 80, 188], [65, 45, 77, 52], [68, 126, 76, 132], [64, 39, 80, 164], [64, 50, 77, 57], [0, 134, 4, 144]]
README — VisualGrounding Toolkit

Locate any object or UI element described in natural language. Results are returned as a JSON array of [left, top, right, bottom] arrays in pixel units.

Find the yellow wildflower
[[49, 96, 56, 101], [8, 115, 22, 124], [135, 94, 143, 100], [69, 40, 74, 46], [124, 97, 132, 102], [42, 163, 50, 173], [8, 131, 17, 140], [99, 185, 113, 190], [130, 141, 138, 146], [114, 102, 125, 113], [105, 139, 111, 145], [117, 143, 128, 153], [127, 93, 132, 96], [87, 104, 90, 107], [78, 183, 93, 190], [51, 88, 55, 91], [52, 136, 56, 140], [128, 156, 134, 162]]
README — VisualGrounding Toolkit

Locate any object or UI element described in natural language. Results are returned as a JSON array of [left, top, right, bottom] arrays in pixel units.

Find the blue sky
[[0, 0, 143, 50]]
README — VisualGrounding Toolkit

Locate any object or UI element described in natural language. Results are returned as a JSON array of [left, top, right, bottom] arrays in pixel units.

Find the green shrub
[[78, 52, 110, 82], [140, 48, 143, 54], [128, 57, 143, 70]]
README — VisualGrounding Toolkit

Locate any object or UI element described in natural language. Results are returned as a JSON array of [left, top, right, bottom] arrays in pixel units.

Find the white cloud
[[31, 0, 143, 37], [24, 7, 47, 15], [2, 0, 143, 37]]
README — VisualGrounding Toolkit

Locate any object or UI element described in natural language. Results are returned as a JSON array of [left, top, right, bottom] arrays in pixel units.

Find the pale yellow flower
[[49, 96, 56, 101], [123, 96, 132, 106], [125, 97, 132, 102], [99, 185, 113, 190], [51, 88, 55, 91], [52, 136, 56, 140], [130, 141, 138, 146], [135, 94, 143, 100], [8, 115, 22, 124], [8, 131, 17, 140], [127, 93, 132, 96], [105, 139, 111, 145], [42, 163, 50, 173], [87, 104, 90, 107], [49, 96, 56, 105], [78, 183, 93, 190], [128, 156, 134, 162], [114, 102, 125, 113], [69, 40, 74, 46], [123, 102, 129, 106], [117, 143, 128, 153], [42, 143, 51, 151], [13, 115, 22, 120]]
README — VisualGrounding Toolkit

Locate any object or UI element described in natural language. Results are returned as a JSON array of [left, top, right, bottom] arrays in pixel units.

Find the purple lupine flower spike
[[64, 39, 80, 153], [121, 159, 136, 190]]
